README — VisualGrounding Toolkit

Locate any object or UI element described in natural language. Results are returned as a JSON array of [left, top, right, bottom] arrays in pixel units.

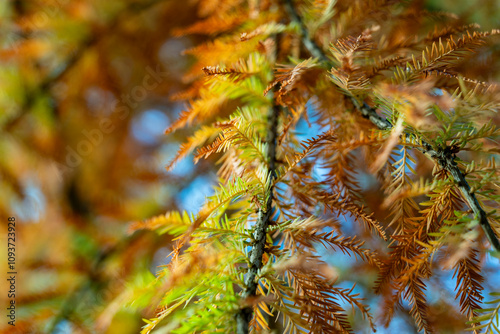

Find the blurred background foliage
[[0, 0, 498, 333]]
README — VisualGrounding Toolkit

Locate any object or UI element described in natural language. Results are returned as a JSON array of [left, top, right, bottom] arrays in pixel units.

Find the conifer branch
[[235, 84, 280, 334], [284, 0, 330, 65], [352, 99, 500, 252], [419, 143, 500, 252], [284, 0, 500, 252], [236, 103, 279, 334]]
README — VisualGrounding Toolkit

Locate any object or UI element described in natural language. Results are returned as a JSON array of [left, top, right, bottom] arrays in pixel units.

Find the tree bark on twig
[[236, 103, 279, 334], [236, 32, 281, 331]]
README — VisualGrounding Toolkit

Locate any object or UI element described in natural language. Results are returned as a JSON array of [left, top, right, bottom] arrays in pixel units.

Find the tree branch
[[284, 0, 500, 252], [236, 79, 280, 334], [283, 0, 330, 64]]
